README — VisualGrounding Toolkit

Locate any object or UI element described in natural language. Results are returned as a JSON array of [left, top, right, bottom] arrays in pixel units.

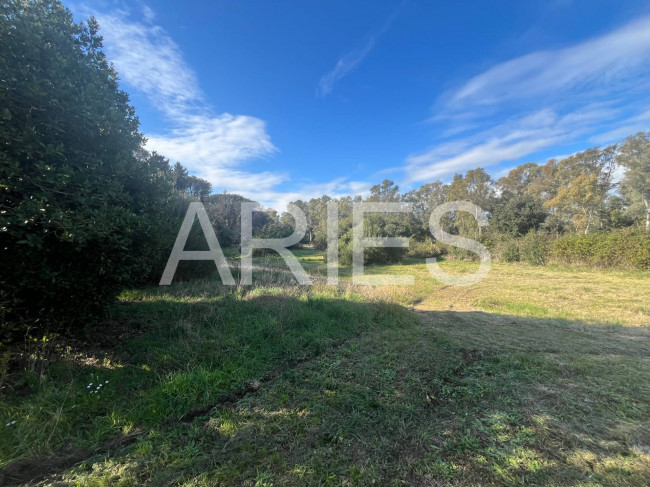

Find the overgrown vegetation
[[0, 0, 214, 336], [486, 228, 650, 269]]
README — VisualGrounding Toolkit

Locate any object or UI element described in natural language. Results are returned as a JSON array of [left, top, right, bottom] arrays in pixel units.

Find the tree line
[[273, 138, 648, 263]]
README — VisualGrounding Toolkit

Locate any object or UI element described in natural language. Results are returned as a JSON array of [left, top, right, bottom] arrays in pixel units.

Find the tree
[[543, 146, 617, 234], [491, 195, 547, 237], [445, 169, 495, 238], [403, 181, 448, 237], [0, 1, 181, 332], [618, 133, 650, 231], [527, 159, 560, 204], [368, 180, 400, 202], [171, 161, 211, 199], [497, 162, 541, 198], [202, 192, 270, 246], [464, 168, 497, 213], [546, 173, 602, 234]]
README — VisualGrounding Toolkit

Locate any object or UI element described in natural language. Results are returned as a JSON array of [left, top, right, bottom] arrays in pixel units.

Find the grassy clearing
[[0, 249, 648, 485]]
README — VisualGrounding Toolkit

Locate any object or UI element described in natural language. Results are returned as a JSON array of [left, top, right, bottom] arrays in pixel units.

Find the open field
[[0, 250, 649, 486]]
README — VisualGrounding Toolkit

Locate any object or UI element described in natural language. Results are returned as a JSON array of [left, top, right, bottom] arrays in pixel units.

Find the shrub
[[407, 238, 440, 259], [0, 1, 184, 335], [549, 229, 650, 270], [338, 239, 407, 266], [501, 242, 520, 263], [491, 195, 547, 236], [519, 232, 549, 265], [483, 232, 519, 263], [336, 212, 410, 266]]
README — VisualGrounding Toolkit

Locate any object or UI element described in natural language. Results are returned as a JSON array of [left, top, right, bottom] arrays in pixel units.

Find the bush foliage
[[549, 229, 650, 270], [0, 1, 191, 335]]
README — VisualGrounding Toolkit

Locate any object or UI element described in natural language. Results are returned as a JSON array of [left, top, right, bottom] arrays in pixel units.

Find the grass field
[[0, 249, 648, 486]]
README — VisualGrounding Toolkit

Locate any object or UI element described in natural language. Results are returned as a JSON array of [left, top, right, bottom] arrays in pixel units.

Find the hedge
[[549, 229, 650, 270]]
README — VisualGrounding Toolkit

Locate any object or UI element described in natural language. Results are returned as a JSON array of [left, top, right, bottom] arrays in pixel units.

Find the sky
[[72, 0, 650, 210]]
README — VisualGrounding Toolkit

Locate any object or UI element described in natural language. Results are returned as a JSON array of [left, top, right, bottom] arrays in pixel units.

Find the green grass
[[0, 248, 648, 485]]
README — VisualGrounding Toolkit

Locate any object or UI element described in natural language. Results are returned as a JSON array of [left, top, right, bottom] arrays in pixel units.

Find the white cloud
[[94, 9, 202, 118], [405, 105, 621, 182], [406, 15, 650, 183], [146, 114, 276, 172], [317, 5, 403, 97], [90, 5, 372, 211], [318, 37, 376, 97], [448, 16, 650, 109], [89, 5, 281, 199]]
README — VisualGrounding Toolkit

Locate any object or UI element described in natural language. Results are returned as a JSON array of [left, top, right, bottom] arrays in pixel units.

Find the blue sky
[[74, 0, 650, 209]]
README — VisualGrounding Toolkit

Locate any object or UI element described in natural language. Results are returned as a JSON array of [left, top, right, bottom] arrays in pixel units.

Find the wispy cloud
[[405, 15, 650, 183], [87, 5, 278, 195], [318, 37, 376, 97], [88, 5, 374, 210], [317, 4, 403, 97], [406, 108, 606, 182], [447, 15, 650, 110], [93, 9, 203, 119]]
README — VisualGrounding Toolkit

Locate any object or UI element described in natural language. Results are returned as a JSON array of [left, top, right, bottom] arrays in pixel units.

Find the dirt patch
[[179, 380, 263, 422]]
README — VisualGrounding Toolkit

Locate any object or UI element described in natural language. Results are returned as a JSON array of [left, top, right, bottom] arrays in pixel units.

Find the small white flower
[[11, 421, 15, 425], [105, 380, 109, 384]]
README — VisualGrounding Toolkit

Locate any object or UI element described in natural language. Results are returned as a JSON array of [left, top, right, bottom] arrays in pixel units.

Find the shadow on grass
[[1, 291, 648, 485]]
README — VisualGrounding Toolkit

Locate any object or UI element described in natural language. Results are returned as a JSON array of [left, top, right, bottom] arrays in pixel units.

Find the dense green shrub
[[335, 210, 411, 266], [482, 232, 518, 263], [406, 238, 440, 259], [491, 195, 547, 236], [338, 237, 408, 266], [501, 242, 520, 263], [550, 229, 650, 270], [519, 232, 549, 265], [0, 1, 185, 335]]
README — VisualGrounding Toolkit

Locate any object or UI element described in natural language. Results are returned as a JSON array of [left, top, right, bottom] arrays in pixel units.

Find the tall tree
[[546, 173, 602, 234], [497, 162, 542, 198], [445, 169, 495, 237], [618, 133, 650, 231], [368, 180, 400, 202], [543, 146, 617, 233], [403, 181, 449, 236], [0, 1, 179, 330]]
